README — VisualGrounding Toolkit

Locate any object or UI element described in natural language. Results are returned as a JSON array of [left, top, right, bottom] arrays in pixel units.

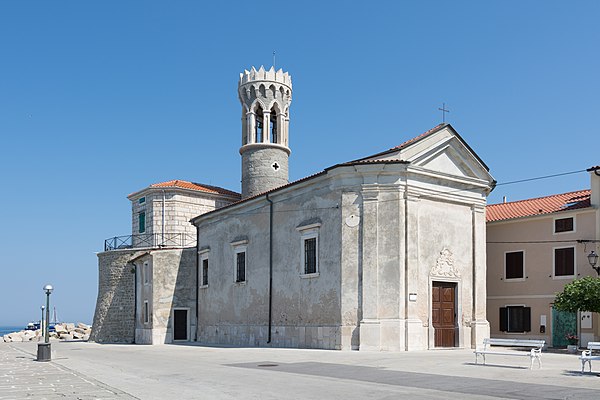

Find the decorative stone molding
[[430, 248, 461, 278]]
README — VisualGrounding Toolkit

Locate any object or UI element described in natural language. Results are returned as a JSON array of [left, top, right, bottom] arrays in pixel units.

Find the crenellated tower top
[[239, 65, 292, 87], [238, 66, 293, 199]]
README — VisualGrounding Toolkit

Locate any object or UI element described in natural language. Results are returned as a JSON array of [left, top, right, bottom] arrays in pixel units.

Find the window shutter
[[523, 307, 531, 332], [499, 307, 508, 332]]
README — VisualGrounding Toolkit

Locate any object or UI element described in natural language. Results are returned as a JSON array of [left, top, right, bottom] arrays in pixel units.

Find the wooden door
[[173, 309, 188, 341], [432, 282, 456, 347]]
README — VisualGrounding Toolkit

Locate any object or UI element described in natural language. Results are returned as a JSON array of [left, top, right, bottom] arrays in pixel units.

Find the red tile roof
[[390, 123, 446, 150], [486, 189, 591, 222], [149, 180, 240, 198]]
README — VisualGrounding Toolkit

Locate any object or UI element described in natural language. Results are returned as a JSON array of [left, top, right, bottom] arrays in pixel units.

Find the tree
[[553, 276, 600, 313]]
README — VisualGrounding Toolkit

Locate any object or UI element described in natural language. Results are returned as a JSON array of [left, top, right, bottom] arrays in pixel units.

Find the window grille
[[304, 238, 317, 274], [236, 252, 246, 283]]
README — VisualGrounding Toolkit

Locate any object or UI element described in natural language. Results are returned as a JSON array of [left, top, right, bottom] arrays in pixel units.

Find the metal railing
[[104, 233, 196, 251]]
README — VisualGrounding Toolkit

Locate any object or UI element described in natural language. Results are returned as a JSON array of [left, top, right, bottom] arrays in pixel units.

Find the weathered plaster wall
[[196, 182, 343, 349], [90, 249, 143, 343], [151, 248, 197, 344]]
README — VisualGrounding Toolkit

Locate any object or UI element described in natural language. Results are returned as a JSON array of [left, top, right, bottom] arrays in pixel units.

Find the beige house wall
[[487, 206, 599, 346]]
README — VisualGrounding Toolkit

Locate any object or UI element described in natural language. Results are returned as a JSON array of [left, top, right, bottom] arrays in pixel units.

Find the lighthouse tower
[[238, 66, 292, 199]]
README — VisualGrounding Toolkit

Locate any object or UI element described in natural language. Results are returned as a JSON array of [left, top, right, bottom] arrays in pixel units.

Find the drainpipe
[[161, 190, 166, 247], [266, 193, 274, 343], [195, 224, 199, 341], [132, 262, 137, 344]]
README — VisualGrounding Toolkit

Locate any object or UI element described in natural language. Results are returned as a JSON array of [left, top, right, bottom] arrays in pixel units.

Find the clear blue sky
[[1, 1, 598, 326]]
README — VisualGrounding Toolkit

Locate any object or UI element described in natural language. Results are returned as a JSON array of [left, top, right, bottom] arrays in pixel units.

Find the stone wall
[[90, 249, 143, 343], [241, 146, 289, 198]]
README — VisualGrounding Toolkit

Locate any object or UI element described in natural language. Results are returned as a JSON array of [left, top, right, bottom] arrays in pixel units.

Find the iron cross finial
[[438, 103, 450, 123]]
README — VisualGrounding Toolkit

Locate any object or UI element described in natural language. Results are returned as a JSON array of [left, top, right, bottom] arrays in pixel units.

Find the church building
[[91, 66, 495, 351]]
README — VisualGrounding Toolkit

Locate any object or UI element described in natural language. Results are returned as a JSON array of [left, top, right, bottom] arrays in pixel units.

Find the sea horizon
[[0, 325, 25, 336]]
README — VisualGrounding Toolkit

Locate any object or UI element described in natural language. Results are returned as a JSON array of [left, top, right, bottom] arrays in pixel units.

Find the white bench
[[474, 338, 545, 369], [579, 342, 600, 373]]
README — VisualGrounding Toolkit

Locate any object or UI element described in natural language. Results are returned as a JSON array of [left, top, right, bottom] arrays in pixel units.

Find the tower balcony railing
[[104, 233, 196, 252]]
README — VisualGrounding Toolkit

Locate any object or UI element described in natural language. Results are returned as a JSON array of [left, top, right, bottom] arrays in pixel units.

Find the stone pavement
[[0, 344, 136, 399], [1, 341, 600, 399]]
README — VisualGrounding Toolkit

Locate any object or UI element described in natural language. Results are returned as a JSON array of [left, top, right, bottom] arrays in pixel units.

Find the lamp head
[[43, 284, 53, 294], [588, 251, 599, 268]]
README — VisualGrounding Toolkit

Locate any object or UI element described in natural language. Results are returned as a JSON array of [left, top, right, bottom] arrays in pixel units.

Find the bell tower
[[238, 66, 292, 199]]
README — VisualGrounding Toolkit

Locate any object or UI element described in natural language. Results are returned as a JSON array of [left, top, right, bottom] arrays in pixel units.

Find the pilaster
[[359, 186, 380, 350]]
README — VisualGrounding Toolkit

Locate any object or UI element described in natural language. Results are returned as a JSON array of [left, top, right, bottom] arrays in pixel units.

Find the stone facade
[[128, 182, 240, 247], [90, 249, 142, 343]]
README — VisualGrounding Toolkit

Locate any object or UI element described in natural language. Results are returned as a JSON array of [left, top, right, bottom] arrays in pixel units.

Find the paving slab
[[2, 341, 599, 399]]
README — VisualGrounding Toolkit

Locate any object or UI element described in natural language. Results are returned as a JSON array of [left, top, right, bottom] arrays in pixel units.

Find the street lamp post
[[40, 305, 45, 335], [36, 284, 53, 362], [589, 251, 599, 276]]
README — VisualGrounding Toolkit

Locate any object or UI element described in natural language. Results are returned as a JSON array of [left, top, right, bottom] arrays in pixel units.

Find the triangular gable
[[360, 124, 493, 183]]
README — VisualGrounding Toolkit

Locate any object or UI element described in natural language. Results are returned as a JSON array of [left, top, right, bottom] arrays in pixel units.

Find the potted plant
[[565, 333, 578, 353]]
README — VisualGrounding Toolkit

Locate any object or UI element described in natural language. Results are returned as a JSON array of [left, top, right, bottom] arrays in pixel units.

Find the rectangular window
[[236, 251, 246, 283], [555, 247, 575, 276], [143, 262, 149, 285], [505, 251, 524, 280], [138, 197, 146, 204], [202, 258, 209, 286], [139, 212, 146, 234], [304, 237, 317, 274], [499, 306, 531, 333], [297, 223, 320, 277], [143, 301, 149, 324], [554, 217, 574, 233]]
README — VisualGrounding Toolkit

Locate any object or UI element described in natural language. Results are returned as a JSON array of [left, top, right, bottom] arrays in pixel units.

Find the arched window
[[255, 106, 264, 143], [270, 111, 277, 144]]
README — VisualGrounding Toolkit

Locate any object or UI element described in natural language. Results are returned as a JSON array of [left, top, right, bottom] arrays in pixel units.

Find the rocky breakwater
[[2, 323, 92, 343]]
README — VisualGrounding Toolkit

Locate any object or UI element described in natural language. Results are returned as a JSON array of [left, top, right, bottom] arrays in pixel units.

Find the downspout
[[195, 224, 199, 341], [132, 262, 137, 344], [161, 190, 166, 247], [266, 193, 274, 343]]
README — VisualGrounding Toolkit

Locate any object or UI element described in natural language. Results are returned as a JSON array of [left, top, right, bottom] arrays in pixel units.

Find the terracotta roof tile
[[486, 189, 591, 222], [149, 180, 240, 198], [390, 123, 446, 151]]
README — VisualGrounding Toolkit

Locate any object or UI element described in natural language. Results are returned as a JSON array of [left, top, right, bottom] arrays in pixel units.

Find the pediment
[[362, 125, 493, 182]]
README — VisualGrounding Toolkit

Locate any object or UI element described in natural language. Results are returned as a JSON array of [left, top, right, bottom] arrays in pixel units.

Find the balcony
[[104, 233, 196, 252]]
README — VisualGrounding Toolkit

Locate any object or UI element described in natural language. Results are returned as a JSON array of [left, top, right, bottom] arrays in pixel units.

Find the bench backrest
[[483, 338, 545, 350], [587, 341, 600, 350]]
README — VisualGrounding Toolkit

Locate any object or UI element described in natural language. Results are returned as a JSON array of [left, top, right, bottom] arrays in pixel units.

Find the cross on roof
[[438, 103, 450, 123]]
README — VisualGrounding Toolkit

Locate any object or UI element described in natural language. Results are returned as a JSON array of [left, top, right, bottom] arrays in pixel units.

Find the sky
[[0, 1, 598, 326]]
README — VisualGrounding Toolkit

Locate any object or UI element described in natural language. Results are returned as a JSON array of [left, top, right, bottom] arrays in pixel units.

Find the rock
[[77, 323, 90, 330], [54, 324, 67, 333], [60, 333, 74, 341], [65, 323, 75, 331]]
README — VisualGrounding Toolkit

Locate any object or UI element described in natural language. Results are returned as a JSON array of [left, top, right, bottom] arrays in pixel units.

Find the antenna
[[273, 50, 276, 69]]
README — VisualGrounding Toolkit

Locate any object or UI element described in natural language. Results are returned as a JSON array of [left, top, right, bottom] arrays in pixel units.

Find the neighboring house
[[486, 166, 600, 347], [91, 66, 496, 350]]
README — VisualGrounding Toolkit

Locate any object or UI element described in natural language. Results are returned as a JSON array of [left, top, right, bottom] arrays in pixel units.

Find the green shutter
[[139, 212, 146, 233]]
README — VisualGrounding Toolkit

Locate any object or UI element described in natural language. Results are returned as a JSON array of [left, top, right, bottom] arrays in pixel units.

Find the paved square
[[1, 341, 599, 399]]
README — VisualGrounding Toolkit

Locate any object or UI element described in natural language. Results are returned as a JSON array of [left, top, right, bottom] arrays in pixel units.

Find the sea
[[0, 326, 25, 336]]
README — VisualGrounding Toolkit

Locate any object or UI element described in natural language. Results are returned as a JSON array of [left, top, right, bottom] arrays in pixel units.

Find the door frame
[[172, 307, 190, 342], [428, 278, 461, 349]]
